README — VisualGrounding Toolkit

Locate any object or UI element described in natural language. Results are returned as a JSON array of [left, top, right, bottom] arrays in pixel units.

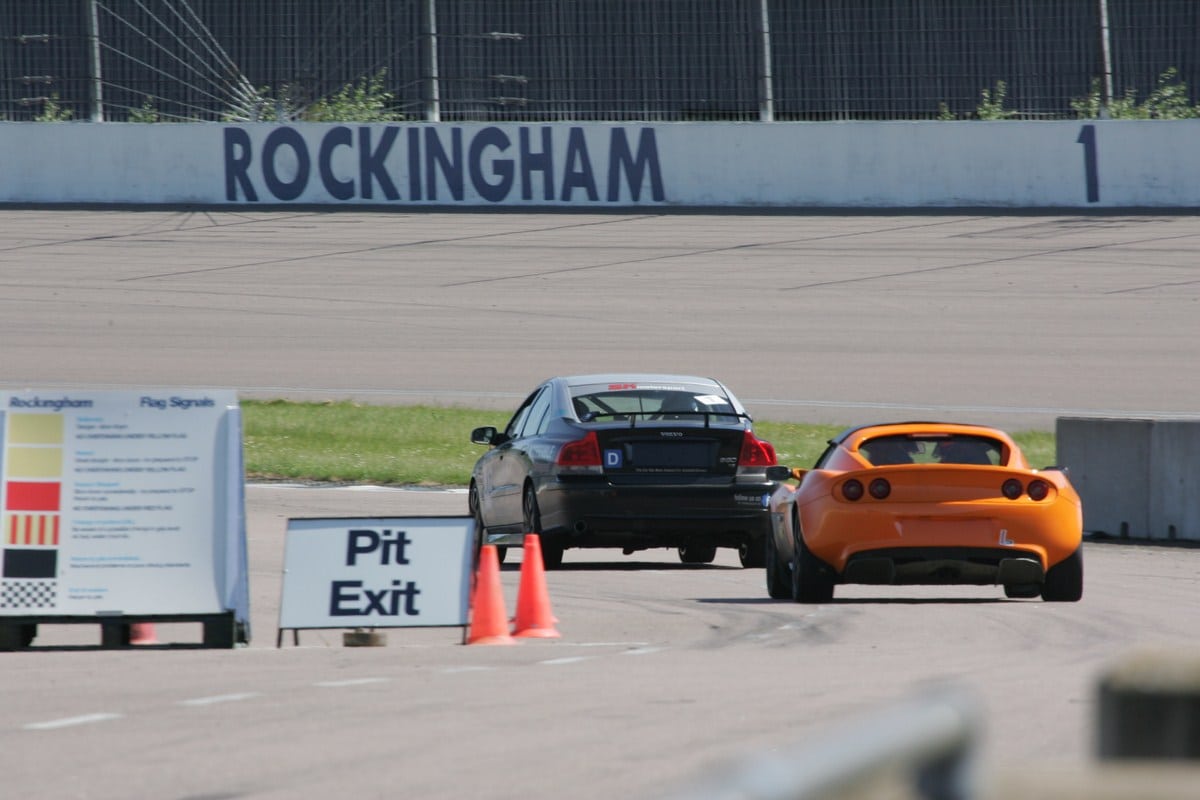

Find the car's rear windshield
[[859, 434, 1005, 466], [570, 383, 738, 422]]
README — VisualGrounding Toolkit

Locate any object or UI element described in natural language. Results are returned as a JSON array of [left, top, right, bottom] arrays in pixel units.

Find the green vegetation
[[241, 400, 1057, 487], [934, 79, 1019, 120], [242, 401, 481, 486], [128, 96, 161, 123], [934, 68, 1198, 121], [224, 70, 404, 123], [34, 93, 72, 122], [305, 71, 402, 122], [975, 80, 1016, 120], [1072, 67, 1200, 119]]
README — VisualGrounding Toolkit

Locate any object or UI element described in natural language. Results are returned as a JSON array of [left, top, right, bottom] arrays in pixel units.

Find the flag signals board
[[0, 389, 248, 638]]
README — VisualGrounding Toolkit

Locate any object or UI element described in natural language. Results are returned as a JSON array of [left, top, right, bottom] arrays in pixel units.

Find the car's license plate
[[631, 441, 712, 470], [899, 518, 994, 539]]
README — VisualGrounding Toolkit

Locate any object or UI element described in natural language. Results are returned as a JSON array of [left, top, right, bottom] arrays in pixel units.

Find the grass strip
[[241, 399, 1056, 487]]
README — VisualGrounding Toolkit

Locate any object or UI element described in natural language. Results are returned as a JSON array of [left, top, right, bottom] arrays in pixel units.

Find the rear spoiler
[[583, 410, 751, 429]]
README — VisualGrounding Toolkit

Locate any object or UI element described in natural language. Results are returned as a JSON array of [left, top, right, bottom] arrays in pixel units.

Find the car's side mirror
[[766, 466, 792, 481], [471, 426, 498, 445], [767, 466, 809, 482]]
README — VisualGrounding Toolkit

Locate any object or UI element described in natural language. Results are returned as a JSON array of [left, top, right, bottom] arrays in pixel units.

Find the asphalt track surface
[[3, 210, 1200, 799], [3, 210, 1200, 429]]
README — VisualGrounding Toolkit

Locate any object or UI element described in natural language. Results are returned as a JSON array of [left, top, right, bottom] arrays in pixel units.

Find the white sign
[[0, 389, 248, 626], [279, 517, 474, 631]]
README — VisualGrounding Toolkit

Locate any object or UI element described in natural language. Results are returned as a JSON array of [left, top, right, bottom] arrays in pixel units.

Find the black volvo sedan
[[468, 374, 778, 569]]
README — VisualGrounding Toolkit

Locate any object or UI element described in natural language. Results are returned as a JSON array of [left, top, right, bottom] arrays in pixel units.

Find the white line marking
[[249, 483, 466, 494], [24, 713, 122, 731], [178, 693, 261, 707], [540, 656, 590, 666], [313, 678, 390, 688], [749, 396, 1200, 419]]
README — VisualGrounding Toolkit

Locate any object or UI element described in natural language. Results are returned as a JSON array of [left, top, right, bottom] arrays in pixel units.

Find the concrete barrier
[[3, 119, 1200, 208], [1056, 417, 1152, 539], [1056, 417, 1200, 542], [1150, 422, 1200, 543]]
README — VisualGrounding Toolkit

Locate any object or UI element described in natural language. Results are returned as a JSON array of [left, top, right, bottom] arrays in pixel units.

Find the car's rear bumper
[[533, 478, 776, 549], [802, 502, 1082, 574]]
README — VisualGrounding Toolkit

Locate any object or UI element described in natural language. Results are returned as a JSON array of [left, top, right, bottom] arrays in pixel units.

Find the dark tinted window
[[570, 384, 736, 422], [519, 387, 554, 438], [859, 434, 1003, 466], [505, 388, 541, 438]]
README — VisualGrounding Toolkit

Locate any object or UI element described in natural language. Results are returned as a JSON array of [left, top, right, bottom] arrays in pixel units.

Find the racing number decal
[[1077, 124, 1099, 203]]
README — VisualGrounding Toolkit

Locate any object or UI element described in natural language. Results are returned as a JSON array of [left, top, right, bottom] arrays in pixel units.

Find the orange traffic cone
[[129, 622, 158, 645], [467, 545, 515, 645], [512, 534, 561, 639]]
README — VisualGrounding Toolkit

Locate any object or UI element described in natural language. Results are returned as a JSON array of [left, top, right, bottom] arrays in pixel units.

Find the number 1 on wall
[[1077, 124, 1099, 203]]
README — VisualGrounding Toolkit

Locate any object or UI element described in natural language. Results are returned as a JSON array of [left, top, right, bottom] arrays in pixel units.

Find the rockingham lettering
[[9, 396, 94, 410], [223, 125, 665, 204]]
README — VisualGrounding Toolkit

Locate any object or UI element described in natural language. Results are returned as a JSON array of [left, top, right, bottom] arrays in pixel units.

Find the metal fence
[[2, 0, 1198, 123]]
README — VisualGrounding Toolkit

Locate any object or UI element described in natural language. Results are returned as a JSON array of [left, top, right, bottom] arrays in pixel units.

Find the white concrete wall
[[1057, 418, 1153, 539], [1058, 417, 1200, 542], [2, 119, 1198, 207], [1150, 422, 1200, 542]]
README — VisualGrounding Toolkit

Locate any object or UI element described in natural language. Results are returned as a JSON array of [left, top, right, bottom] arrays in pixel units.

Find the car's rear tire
[[523, 485, 560, 570], [469, 482, 485, 567], [1042, 547, 1083, 602], [765, 530, 791, 600], [470, 483, 508, 566], [678, 544, 717, 564], [522, 484, 541, 535], [738, 538, 766, 568], [791, 509, 834, 603]]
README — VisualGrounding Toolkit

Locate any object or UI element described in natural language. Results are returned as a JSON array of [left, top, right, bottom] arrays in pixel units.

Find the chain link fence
[[2, 0, 1197, 123]]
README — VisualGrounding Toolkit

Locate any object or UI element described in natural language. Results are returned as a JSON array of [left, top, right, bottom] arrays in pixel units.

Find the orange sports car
[[763, 422, 1083, 603]]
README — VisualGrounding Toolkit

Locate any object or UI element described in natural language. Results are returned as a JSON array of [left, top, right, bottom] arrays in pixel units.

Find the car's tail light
[[738, 431, 777, 467], [842, 479, 864, 501], [1027, 479, 1050, 502], [869, 478, 891, 499], [1001, 479, 1024, 500], [556, 432, 603, 474]]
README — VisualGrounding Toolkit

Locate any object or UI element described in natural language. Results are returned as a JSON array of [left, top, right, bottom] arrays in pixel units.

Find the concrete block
[[1057, 417, 1152, 538], [1149, 421, 1200, 542]]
